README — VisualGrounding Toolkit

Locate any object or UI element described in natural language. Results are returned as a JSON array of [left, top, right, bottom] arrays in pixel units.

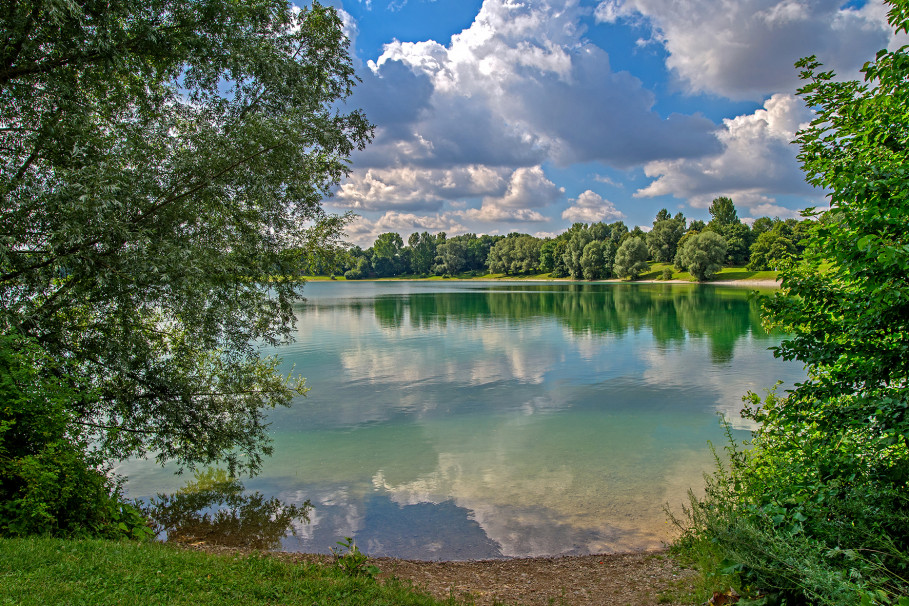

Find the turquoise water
[[120, 281, 803, 560]]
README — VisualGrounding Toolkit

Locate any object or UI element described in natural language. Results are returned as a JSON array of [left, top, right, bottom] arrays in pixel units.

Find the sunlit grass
[[1, 538, 466, 606]]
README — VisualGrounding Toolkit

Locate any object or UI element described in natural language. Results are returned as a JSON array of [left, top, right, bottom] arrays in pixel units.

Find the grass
[[638, 263, 779, 283], [0, 537, 468, 606]]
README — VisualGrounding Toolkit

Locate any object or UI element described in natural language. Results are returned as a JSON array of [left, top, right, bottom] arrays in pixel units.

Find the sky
[[305, 0, 904, 247]]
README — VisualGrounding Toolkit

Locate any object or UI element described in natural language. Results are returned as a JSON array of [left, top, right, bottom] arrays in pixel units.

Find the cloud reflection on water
[[124, 282, 803, 559]]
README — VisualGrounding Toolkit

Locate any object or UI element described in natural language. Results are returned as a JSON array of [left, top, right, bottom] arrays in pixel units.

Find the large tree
[[0, 0, 372, 480], [647, 215, 686, 263], [676, 231, 727, 281], [614, 237, 650, 280]]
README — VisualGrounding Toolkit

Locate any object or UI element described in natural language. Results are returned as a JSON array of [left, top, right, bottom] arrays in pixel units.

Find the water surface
[[121, 281, 803, 559]]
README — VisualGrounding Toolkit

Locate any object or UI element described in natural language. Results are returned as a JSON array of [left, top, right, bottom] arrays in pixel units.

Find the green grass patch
[[300, 275, 347, 281], [639, 263, 778, 283], [0, 538, 468, 606], [713, 267, 778, 281]]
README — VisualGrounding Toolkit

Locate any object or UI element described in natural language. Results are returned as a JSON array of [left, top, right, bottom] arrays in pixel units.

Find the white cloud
[[593, 174, 623, 188], [345, 212, 469, 247], [748, 203, 803, 220], [634, 94, 822, 216], [334, 166, 508, 212], [595, 0, 899, 100], [457, 166, 563, 224], [350, 0, 719, 173], [562, 190, 625, 223]]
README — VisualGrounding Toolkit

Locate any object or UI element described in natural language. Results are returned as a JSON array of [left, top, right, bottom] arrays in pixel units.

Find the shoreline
[[310, 276, 781, 288], [185, 544, 697, 606]]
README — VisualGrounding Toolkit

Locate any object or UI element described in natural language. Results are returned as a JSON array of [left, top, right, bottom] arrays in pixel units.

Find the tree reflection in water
[[144, 468, 311, 550]]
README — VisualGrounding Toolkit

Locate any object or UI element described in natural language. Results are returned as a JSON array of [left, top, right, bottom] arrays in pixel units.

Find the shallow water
[[120, 281, 803, 560]]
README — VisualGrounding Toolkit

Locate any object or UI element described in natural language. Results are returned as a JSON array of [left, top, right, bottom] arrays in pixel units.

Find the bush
[[0, 334, 151, 539], [675, 6, 909, 603]]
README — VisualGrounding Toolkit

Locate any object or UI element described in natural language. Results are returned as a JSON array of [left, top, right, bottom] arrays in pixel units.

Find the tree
[[628, 225, 647, 242], [562, 225, 593, 280], [608, 221, 629, 246], [407, 231, 437, 275], [653, 208, 672, 224], [707, 196, 739, 227], [541, 238, 569, 277], [434, 240, 466, 276], [647, 216, 686, 263], [719, 222, 753, 265], [706, 197, 752, 265], [614, 237, 650, 280], [676, 232, 727, 281], [0, 0, 372, 490], [343, 257, 371, 280], [680, 4, 909, 601], [579, 240, 608, 280], [750, 216, 776, 238], [372, 232, 405, 277], [746, 228, 796, 271], [487, 235, 542, 275], [688, 219, 707, 232]]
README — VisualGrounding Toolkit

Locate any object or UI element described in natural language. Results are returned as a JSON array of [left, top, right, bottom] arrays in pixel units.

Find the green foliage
[[331, 537, 381, 579], [677, 4, 909, 603], [614, 237, 650, 280], [562, 225, 595, 279], [487, 234, 543, 274], [0, 334, 151, 540], [708, 197, 740, 227], [0, 537, 459, 605], [648, 216, 687, 263], [677, 232, 727, 281], [747, 229, 797, 271], [344, 257, 371, 280], [408, 232, 439, 276], [434, 239, 466, 276], [0, 1, 371, 483], [579, 240, 616, 280], [706, 198, 753, 265]]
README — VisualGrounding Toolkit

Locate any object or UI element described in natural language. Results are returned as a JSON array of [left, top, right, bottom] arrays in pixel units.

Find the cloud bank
[[330, 0, 901, 245]]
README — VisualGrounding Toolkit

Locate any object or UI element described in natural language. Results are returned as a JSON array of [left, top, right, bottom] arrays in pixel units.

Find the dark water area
[[122, 281, 804, 560]]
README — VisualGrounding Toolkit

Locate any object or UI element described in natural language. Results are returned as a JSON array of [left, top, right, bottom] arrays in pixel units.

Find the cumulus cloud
[[458, 166, 564, 224], [346, 211, 469, 247], [346, 59, 434, 139], [562, 190, 625, 223], [633, 94, 822, 216], [350, 0, 720, 172], [334, 166, 508, 212], [595, 0, 898, 100]]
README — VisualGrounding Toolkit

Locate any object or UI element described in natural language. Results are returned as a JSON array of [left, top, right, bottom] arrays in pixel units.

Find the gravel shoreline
[[182, 544, 699, 606]]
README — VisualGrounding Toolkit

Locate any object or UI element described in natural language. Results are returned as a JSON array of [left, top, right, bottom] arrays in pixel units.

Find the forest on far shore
[[310, 197, 810, 282]]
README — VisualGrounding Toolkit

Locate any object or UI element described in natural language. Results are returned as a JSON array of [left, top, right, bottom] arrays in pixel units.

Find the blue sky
[[305, 0, 902, 246]]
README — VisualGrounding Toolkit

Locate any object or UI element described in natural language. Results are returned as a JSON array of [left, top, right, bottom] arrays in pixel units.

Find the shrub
[[0, 334, 150, 539]]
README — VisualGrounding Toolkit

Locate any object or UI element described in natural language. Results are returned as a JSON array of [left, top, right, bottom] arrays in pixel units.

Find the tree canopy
[[0, 0, 372, 485]]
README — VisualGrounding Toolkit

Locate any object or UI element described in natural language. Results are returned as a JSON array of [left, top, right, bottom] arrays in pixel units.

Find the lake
[[119, 281, 804, 560]]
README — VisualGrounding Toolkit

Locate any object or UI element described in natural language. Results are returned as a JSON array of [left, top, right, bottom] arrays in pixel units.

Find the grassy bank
[[304, 265, 779, 283], [0, 538, 463, 606]]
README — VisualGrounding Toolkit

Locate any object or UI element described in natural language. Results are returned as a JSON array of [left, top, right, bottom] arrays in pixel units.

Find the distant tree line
[[311, 197, 813, 281]]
